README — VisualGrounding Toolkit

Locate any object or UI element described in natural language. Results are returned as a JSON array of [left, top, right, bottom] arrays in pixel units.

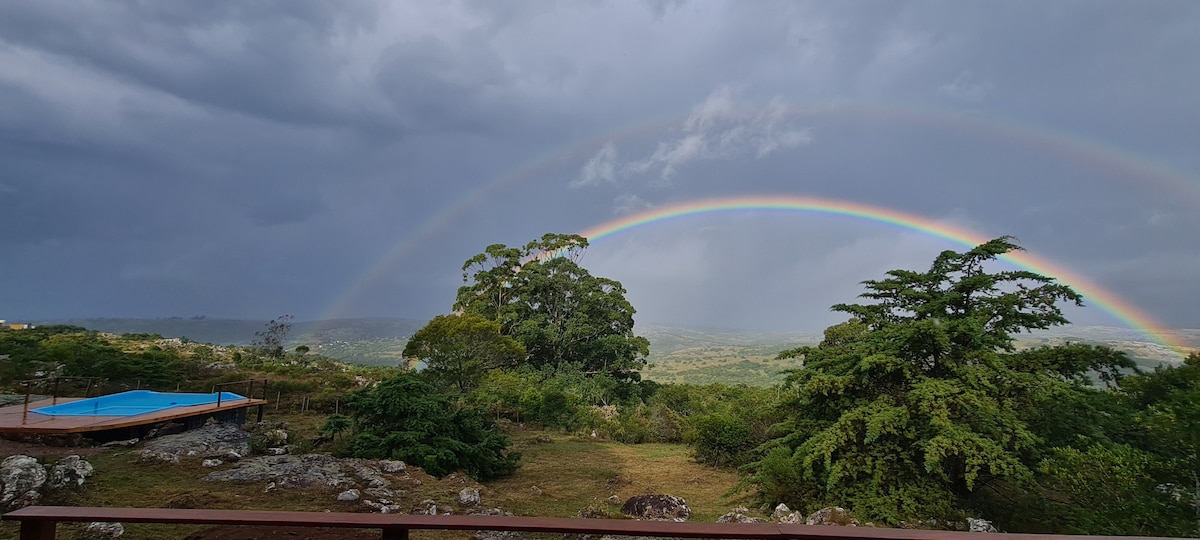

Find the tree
[[454, 233, 649, 381], [403, 314, 525, 393], [747, 237, 1097, 524], [252, 315, 294, 358], [319, 413, 352, 440], [341, 373, 519, 480]]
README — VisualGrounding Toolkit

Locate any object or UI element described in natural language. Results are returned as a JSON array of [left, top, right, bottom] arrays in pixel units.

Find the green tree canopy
[[454, 233, 649, 380], [748, 237, 1117, 524], [403, 313, 525, 393]]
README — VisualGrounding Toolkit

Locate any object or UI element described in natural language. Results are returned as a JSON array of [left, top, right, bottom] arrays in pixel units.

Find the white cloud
[[622, 86, 813, 184], [571, 141, 621, 187], [938, 70, 995, 103]]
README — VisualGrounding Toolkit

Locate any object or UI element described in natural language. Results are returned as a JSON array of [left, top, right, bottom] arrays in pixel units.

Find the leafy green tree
[[403, 314, 525, 393], [319, 413, 352, 440], [454, 233, 649, 380], [748, 237, 1088, 524], [342, 373, 519, 480]]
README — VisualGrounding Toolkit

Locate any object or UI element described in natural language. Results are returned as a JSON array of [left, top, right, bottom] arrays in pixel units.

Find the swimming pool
[[31, 390, 247, 417]]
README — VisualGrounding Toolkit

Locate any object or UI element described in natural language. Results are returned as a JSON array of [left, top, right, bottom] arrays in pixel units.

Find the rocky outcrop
[[205, 454, 355, 489], [0, 455, 47, 508], [139, 422, 249, 459], [716, 507, 766, 523], [619, 494, 691, 522], [337, 489, 361, 501], [379, 460, 407, 474], [49, 455, 94, 489], [968, 518, 997, 533]]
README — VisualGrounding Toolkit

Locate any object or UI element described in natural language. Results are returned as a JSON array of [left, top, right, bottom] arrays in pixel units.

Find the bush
[[687, 412, 752, 466], [341, 373, 519, 480]]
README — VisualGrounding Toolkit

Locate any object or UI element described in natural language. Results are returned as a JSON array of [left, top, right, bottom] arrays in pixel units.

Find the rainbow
[[319, 100, 1200, 327], [566, 195, 1189, 356]]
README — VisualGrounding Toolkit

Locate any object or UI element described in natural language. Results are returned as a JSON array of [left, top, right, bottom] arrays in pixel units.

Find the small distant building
[[0, 320, 32, 330]]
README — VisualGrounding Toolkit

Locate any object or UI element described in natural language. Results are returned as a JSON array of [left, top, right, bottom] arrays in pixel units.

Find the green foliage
[[747, 238, 1085, 525], [688, 412, 751, 466], [454, 233, 649, 381], [318, 413, 352, 439], [342, 373, 520, 480], [404, 314, 525, 392]]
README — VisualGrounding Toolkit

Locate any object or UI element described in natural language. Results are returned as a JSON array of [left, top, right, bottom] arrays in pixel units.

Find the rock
[[469, 508, 514, 517], [716, 507, 766, 524], [337, 489, 361, 501], [206, 454, 354, 489], [205, 362, 237, 371], [364, 487, 398, 499], [140, 422, 250, 458], [459, 487, 481, 507], [265, 446, 289, 456], [263, 482, 276, 493], [261, 429, 288, 446], [363, 499, 401, 514], [136, 451, 180, 465], [805, 507, 857, 526], [607, 495, 621, 504], [101, 438, 139, 448], [619, 494, 691, 522], [49, 455, 94, 489], [349, 461, 389, 488], [968, 518, 998, 533], [534, 434, 553, 443], [412, 499, 438, 515], [82, 521, 124, 539], [379, 460, 407, 473], [771, 503, 803, 524], [0, 455, 47, 507], [531, 486, 543, 496], [201, 459, 223, 468]]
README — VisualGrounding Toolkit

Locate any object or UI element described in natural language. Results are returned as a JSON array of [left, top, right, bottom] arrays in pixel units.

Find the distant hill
[[36, 318, 1197, 383]]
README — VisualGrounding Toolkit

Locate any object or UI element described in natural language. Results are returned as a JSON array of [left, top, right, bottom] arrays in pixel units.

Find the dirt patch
[[183, 525, 382, 540]]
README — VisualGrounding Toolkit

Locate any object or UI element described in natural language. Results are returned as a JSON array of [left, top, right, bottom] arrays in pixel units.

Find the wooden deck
[[0, 396, 267, 435]]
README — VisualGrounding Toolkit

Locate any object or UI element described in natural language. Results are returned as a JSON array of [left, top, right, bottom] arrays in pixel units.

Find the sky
[[1, 1, 1198, 335]]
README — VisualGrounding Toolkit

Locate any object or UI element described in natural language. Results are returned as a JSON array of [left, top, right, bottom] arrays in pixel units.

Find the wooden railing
[[1, 506, 1176, 540]]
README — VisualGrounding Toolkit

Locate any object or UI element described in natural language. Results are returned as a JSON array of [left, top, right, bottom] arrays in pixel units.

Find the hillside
[[35, 318, 1198, 385]]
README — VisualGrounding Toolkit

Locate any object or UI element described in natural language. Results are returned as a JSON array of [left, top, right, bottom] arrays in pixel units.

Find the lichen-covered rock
[[459, 487, 481, 507], [49, 455, 94, 489], [619, 494, 691, 522], [337, 489, 361, 501], [201, 459, 223, 468], [771, 503, 803, 524], [968, 518, 998, 533], [140, 422, 249, 458], [349, 461, 389, 488], [412, 499, 439, 515], [379, 460, 407, 474], [82, 521, 124, 539], [716, 507, 766, 523], [204, 454, 353, 489], [363, 499, 401, 513], [0, 455, 47, 507], [805, 507, 857, 526]]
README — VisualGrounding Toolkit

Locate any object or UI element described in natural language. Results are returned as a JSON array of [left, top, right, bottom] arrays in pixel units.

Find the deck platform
[[0, 396, 268, 435]]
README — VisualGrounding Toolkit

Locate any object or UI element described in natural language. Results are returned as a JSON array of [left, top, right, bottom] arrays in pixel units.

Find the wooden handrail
[[1, 506, 1177, 540]]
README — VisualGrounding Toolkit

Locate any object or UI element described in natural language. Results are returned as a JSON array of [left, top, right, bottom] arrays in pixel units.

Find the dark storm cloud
[[0, 0, 1196, 340]]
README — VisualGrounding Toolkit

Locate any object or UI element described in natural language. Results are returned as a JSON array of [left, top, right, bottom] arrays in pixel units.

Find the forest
[[2, 234, 1197, 537]]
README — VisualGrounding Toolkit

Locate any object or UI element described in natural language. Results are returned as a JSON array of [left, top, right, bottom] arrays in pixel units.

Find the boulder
[[412, 499, 438, 515], [201, 459, 223, 468], [0, 455, 47, 508], [771, 503, 803, 524], [619, 494, 691, 522], [337, 489, 361, 501], [82, 521, 124, 539], [968, 518, 998, 533], [607, 495, 621, 505], [349, 462, 389, 488], [716, 507, 766, 524], [140, 422, 249, 458], [459, 487, 481, 507], [379, 460, 407, 474], [49, 455, 94, 489], [363, 499, 401, 513], [261, 429, 288, 446], [805, 507, 857, 526], [265, 447, 289, 456]]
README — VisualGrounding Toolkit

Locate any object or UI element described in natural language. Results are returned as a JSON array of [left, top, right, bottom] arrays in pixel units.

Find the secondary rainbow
[[572, 195, 1190, 356]]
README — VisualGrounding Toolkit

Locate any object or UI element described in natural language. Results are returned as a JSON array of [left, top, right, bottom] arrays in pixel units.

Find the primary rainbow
[[571, 195, 1190, 356]]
